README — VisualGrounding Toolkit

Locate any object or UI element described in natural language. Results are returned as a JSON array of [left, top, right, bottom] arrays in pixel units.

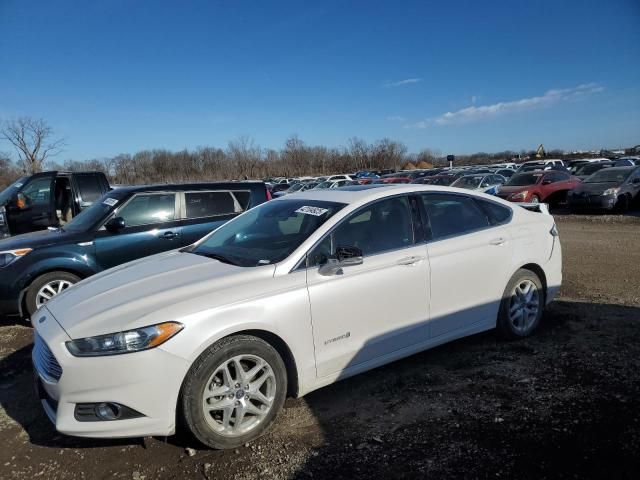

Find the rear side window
[[421, 194, 490, 240], [475, 199, 512, 225], [185, 191, 237, 218], [75, 175, 104, 202]]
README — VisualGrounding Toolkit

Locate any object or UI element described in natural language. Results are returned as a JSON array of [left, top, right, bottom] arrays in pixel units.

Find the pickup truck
[[0, 171, 110, 237]]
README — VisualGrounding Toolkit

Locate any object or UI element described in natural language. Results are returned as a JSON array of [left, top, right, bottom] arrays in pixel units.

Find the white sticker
[[14, 183, 23, 188], [295, 206, 329, 216], [103, 198, 118, 206]]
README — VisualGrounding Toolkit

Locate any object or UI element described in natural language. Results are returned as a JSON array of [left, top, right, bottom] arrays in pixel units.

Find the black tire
[[180, 335, 287, 449], [497, 269, 545, 340], [616, 195, 630, 213], [25, 271, 80, 317]]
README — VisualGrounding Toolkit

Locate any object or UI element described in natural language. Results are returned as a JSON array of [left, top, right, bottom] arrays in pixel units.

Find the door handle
[[489, 237, 506, 246], [396, 256, 424, 266], [160, 231, 178, 239]]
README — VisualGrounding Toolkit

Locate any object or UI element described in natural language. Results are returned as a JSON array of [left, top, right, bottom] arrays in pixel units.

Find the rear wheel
[[180, 335, 287, 449], [25, 271, 80, 316], [497, 269, 544, 339]]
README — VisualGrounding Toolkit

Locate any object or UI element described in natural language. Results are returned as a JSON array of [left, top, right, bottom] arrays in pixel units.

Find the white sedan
[[33, 185, 562, 449]]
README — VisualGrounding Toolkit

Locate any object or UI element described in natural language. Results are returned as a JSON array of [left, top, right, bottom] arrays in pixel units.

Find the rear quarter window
[[475, 199, 512, 225], [185, 191, 238, 218]]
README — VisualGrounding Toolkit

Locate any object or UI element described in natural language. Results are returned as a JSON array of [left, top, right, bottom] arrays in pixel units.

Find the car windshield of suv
[[63, 189, 130, 232], [506, 173, 543, 186], [0, 176, 29, 204], [452, 176, 483, 189], [584, 169, 632, 184], [189, 199, 346, 267]]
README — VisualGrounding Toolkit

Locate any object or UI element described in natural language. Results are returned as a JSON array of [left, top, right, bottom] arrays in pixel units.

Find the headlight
[[603, 187, 619, 196], [511, 191, 528, 200], [66, 322, 184, 357], [0, 248, 32, 268]]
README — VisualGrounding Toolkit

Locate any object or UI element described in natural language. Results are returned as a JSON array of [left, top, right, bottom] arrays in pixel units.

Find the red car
[[373, 176, 412, 184], [496, 170, 580, 204]]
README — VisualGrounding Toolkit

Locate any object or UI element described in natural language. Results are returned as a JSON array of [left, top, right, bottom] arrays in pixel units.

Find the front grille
[[33, 333, 63, 382]]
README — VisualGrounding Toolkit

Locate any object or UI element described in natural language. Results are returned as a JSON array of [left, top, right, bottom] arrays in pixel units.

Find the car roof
[[273, 184, 502, 206], [112, 181, 265, 194]]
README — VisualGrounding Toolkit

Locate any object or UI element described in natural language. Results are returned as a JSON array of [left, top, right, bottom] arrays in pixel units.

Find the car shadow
[[288, 299, 640, 479]]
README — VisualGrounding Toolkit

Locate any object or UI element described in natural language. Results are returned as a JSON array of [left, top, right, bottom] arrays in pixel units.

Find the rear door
[[179, 190, 248, 246], [421, 193, 514, 337], [94, 192, 182, 269], [9, 173, 56, 234]]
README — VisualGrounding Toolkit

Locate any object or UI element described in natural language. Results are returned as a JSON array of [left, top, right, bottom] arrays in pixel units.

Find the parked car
[[573, 161, 615, 181], [451, 174, 507, 195], [0, 182, 269, 317], [496, 170, 580, 204], [516, 160, 565, 172], [614, 158, 637, 167], [373, 176, 412, 184], [0, 171, 110, 238], [313, 180, 351, 189], [495, 168, 515, 179], [33, 184, 561, 449], [326, 175, 353, 182], [567, 166, 640, 212], [412, 173, 461, 186], [270, 183, 291, 194], [272, 183, 304, 198]]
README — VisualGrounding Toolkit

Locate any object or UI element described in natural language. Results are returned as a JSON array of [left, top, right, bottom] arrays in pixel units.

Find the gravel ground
[[0, 214, 638, 479]]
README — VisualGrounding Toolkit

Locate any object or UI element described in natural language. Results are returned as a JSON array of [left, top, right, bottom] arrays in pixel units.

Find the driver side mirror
[[105, 216, 126, 233], [318, 245, 363, 276], [12, 193, 29, 210]]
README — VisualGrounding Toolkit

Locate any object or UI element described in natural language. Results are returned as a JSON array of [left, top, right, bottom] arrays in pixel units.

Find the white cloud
[[405, 83, 604, 128], [383, 78, 422, 88], [386, 115, 406, 122]]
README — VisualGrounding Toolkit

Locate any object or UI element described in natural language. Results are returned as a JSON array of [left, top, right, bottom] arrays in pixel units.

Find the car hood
[[44, 250, 276, 339], [572, 181, 620, 194], [0, 228, 87, 250]]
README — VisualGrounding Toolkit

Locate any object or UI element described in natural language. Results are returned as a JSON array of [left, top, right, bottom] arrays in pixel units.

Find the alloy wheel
[[508, 279, 540, 334], [35, 280, 74, 308], [202, 354, 276, 437]]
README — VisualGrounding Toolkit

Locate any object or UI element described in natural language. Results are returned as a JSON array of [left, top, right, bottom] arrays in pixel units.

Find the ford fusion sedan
[[567, 166, 640, 212], [33, 185, 561, 449], [0, 182, 268, 317], [496, 170, 580, 204]]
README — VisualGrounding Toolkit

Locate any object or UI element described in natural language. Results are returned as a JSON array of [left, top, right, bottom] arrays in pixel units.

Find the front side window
[[185, 191, 238, 219], [21, 177, 52, 206], [117, 193, 176, 227], [189, 199, 345, 267], [421, 193, 490, 240], [308, 196, 414, 266]]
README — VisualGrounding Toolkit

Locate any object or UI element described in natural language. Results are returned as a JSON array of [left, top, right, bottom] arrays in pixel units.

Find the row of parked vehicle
[[269, 156, 640, 212]]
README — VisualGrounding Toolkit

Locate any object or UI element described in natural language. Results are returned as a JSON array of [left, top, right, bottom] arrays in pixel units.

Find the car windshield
[[64, 190, 129, 232], [0, 176, 29, 204], [428, 176, 455, 186], [189, 199, 345, 267], [584, 169, 633, 184], [287, 183, 304, 192], [575, 163, 609, 176], [315, 181, 333, 189], [451, 176, 483, 189], [506, 173, 543, 186]]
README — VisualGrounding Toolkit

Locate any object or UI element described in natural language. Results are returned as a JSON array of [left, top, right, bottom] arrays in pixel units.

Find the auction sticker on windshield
[[103, 198, 118, 206], [295, 206, 328, 216]]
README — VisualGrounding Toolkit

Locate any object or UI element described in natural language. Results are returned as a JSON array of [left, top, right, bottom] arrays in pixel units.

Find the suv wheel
[[25, 271, 80, 316], [180, 335, 287, 449], [497, 269, 544, 339]]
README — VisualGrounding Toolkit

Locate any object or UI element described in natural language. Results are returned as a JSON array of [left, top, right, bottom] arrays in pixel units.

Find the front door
[[306, 195, 430, 378], [9, 173, 56, 234], [94, 192, 183, 270]]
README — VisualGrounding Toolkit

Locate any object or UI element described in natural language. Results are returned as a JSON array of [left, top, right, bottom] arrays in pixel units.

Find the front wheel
[[25, 271, 80, 316], [497, 269, 544, 339], [180, 335, 287, 449]]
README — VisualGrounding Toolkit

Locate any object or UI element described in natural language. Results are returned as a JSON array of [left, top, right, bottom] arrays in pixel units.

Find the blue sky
[[1, 0, 639, 160]]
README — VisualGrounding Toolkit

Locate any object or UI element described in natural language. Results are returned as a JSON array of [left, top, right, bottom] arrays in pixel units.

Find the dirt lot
[[0, 214, 639, 479]]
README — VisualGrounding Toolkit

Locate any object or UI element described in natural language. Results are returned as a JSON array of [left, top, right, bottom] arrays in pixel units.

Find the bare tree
[[1, 117, 65, 173]]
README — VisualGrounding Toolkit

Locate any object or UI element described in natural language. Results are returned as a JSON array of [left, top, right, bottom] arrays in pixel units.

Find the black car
[[0, 171, 110, 237], [567, 166, 640, 212], [573, 162, 615, 181], [0, 182, 269, 317]]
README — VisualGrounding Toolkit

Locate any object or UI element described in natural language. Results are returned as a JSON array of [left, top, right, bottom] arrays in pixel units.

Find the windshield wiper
[[193, 252, 239, 266]]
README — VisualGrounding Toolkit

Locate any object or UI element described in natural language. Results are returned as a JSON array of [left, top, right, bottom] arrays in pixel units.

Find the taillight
[[266, 189, 272, 201]]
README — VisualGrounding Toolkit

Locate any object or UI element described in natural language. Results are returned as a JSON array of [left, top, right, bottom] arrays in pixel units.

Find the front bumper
[[567, 193, 616, 210], [32, 307, 191, 439]]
